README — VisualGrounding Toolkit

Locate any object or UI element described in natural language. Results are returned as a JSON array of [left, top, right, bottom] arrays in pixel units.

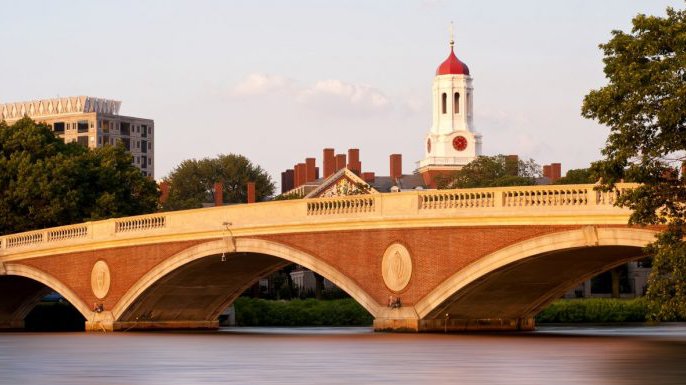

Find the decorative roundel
[[381, 243, 413, 293], [90, 260, 111, 300], [426, 138, 432, 153], [452, 135, 468, 151]]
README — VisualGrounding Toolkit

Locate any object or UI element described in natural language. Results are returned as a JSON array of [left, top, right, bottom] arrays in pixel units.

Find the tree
[[436, 155, 541, 189], [0, 117, 159, 235], [554, 168, 594, 185], [582, 6, 686, 320], [162, 154, 274, 210]]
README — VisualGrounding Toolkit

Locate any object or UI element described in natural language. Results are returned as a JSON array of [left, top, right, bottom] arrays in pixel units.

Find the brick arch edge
[[4, 263, 92, 320], [111, 237, 384, 321], [413, 227, 660, 320]]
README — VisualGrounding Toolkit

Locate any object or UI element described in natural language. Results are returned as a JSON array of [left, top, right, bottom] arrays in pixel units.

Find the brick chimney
[[159, 181, 170, 204], [551, 163, 561, 182], [213, 182, 223, 207], [335, 154, 347, 172], [323, 148, 335, 178], [543, 165, 552, 179], [295, 163, 306, 187], [390, 154, 402, 180], [305, 158, 316, 182], [347, 148, 361, 175], [281, 169, 294, 193], [247, 182, 256, 203], [505, 155, 519, 176], [362, 172, 375, 183]]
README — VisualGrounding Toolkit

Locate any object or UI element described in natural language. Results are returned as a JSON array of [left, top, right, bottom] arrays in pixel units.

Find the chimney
[[362, 172, 375, 183], [213, 182, 223, 207], [305, 158, 316, 182], [281, 169, 294, 193], [247, 182, 256, 203], [390, 154, 402, 180], [323, 148, 335, 178], [505, 155, 519, 176], [159, 181, 170, 204], [295, 163, 306, 187], [335, 154, 347, 171], [315, 167, 320, 180], [551, 163, 562, 182], [347, 148, 361, 175], [543, 165, 552, 179]]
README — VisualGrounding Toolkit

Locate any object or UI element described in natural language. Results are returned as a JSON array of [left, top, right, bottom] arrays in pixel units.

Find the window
[[454, 92, 460, 114], [141, 140, 147, 153], [76, 136, 89, 147], [136, 141, 140, 149], [148, 157, 152, 165], [141, 156, 147, 169], [53, 122, 65, 133], [77, 120, 89, 133], [141, 125, 147, 138], [148, 142, 152, 150], [441, 93, 447, 114], [120, 122, 130, 136]]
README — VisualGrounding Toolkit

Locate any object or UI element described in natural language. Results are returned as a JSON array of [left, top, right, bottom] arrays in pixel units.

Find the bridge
[[0, 183, 658, 332]]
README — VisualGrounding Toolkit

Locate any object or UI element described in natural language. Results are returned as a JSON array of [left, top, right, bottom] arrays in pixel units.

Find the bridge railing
[[0, 183, 637, 254]]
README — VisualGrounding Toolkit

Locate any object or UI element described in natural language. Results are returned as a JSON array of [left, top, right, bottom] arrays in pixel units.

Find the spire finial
[[449, 21, 454, 49]]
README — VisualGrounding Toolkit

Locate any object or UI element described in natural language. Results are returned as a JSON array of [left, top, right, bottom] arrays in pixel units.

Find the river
[[1, 325, 685, 385]]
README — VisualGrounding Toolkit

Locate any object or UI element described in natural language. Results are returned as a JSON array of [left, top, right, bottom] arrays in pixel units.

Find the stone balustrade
[[0, 183, 637, 254]]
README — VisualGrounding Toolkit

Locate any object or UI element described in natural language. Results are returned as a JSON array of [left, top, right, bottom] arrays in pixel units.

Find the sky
[[1, 0, 683, 189]]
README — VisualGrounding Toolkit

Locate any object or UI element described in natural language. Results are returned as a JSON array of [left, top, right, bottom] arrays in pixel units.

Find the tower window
[[441, 93, 447, 114], [454, 92, 460, 114]]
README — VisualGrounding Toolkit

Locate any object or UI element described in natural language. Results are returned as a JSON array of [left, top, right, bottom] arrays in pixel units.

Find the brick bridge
[[0, 183, 657, 332]]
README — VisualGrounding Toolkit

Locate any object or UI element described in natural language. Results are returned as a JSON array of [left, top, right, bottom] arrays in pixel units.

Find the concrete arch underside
[[111, 238, 382, 330], [0, 264, 90, 329], [409, 227, 659, 332]]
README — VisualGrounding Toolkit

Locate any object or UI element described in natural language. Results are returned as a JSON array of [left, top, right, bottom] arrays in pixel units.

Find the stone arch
[[3, 263, 91, 319], [414, 227, 659, 320], [112, 237, 383, 321]]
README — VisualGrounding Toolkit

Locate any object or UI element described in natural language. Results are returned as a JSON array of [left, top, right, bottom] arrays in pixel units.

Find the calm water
[[1, 325, 686, 385]]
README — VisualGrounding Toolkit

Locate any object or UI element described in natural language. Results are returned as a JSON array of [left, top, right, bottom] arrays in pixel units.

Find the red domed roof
[[436, 47, 469, 76]]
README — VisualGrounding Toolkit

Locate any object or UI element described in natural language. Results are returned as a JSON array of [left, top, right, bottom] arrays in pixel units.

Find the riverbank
[[535, 298, 651, 323], [233, 297, 373, 326]]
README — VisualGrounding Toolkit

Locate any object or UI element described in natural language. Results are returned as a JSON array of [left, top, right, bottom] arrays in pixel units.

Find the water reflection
[[0, 325, 685, 385]]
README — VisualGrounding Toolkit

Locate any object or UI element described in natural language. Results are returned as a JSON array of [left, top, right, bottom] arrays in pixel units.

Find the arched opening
[[112, 238, 380, 330], [454, 92, 460, 114], [0, 274, 86, 331], [441, 93, 447, 114], [414, 228, 658, 331]]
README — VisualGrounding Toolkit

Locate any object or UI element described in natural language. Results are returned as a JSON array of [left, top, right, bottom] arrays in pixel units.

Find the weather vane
[[449, 21, 454, 48]]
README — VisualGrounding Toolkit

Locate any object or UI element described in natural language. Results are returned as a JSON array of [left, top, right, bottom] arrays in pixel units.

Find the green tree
[[554, 168, 594, 185], [162, 154, 274, 210], [436, 155, 541, 189], [581, 6, 686, 320], [0, 117, 159, 235]]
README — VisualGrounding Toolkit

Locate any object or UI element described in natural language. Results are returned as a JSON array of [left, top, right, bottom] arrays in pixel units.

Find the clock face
[[427, 138, 431, 153], [452, 135, 468, 151]]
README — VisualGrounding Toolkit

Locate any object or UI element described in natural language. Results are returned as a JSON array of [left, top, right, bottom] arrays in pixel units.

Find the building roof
[[436, 46, 470, 76], [0, 96, 121, 121], [370, 174, 425, 192]]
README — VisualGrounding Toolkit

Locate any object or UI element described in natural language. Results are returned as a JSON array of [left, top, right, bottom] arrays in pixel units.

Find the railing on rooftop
[[0, 183, 636, 253]]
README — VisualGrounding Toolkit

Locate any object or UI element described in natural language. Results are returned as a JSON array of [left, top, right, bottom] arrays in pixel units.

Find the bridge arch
[[112, 237, 383, 323], [2, 263, 91, 320], [415, 227, 659, 321]]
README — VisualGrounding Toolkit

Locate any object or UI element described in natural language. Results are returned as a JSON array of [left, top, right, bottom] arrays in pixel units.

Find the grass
[[233, 297, 373, 327]]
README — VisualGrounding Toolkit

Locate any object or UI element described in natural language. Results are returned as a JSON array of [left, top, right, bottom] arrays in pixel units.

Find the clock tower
[[417, 32, 482, 187]]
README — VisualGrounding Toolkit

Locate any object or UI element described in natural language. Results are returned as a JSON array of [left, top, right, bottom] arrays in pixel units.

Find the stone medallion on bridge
[[90, 260, 111, 299], [382, 243, 413, 293]]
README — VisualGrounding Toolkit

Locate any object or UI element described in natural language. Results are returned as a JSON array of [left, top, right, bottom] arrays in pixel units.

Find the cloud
[[297, 79, 390, 115], [232, 73, 292, 96]]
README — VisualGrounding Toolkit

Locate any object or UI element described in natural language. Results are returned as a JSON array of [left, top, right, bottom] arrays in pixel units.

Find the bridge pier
[[85, 311, 115, 332], [0, 320, 25, 330]]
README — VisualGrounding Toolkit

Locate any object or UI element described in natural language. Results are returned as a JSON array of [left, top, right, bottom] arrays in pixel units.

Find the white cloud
[[297, 79, 391, 115], [232, 73, 292, 96]]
